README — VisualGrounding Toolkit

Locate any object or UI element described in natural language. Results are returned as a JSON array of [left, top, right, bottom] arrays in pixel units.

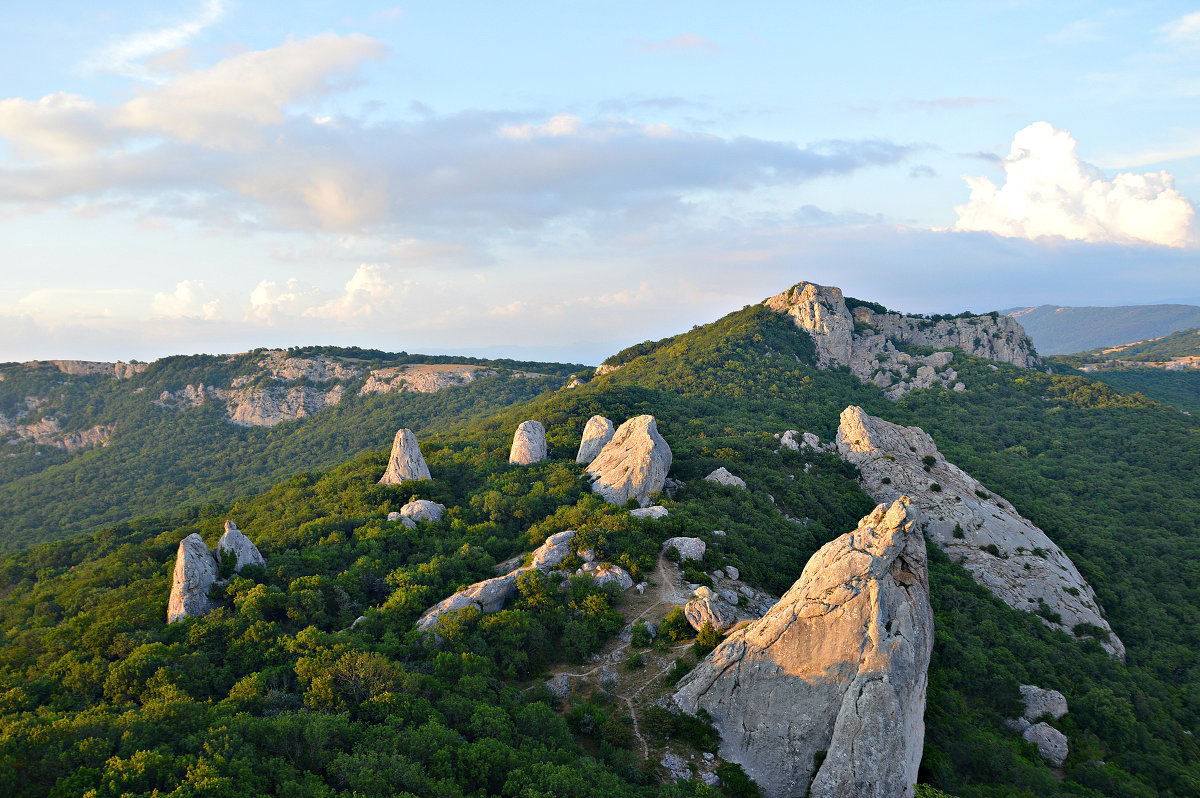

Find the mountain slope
[[1006, 303, 1200, 354]]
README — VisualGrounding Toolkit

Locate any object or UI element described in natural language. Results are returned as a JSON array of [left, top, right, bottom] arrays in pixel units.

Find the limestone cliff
[[360, 363, 496, 395], [226, 385, 345, 427], [765, 281, 1040, 398], [836, 405, 1124, 659], [0, 415, 116, 451], [673, 499, 933, 798]]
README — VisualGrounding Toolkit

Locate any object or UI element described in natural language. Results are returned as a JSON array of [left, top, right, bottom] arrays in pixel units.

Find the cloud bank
[[954, 122, 1195, 247]]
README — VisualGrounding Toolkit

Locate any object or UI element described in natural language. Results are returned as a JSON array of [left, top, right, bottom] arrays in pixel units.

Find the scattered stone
[[167, 534, 220, 623], [378, 428, 432, 485], [630, 505, 668, 519], [599, 666, 618, 690], [705, 466, 746, 489], [398, 499, 446, 529], [664, 536, 706, 561], [673, 499, 933, 798], [532, 531, 576, 570], [586, 415, 672, 506], [546, 674, 570, 702], [700, 772, 720, 787], [712, 569, 725, 579], [509, 420, 548, 465], [576, 415, 615, 464], [712, 529, 726, 536], [720, 589, 740, 605], [1023, 723, 1069, 767], [636, 582, 647, 595], [661, 752, 691, 782], [216, 520, 265, 571], [725, 565, 740, 580]]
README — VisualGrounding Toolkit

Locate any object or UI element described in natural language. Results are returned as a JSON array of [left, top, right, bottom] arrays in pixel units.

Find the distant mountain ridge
[[1004, 303, 1200, 354]]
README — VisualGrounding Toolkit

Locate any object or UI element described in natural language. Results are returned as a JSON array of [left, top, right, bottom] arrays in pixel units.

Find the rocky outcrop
[[1020, 685, 1068, 721], [532, 530, 575, 569], [0, 415, 116, 451], [585, 415, 672, 506], [28, 360, 149, 379], [155, 383, 225, 409], [226, 385, 345, 427], [836, 405, 1124, 659], [1023, 723, 1069, 767], [764, 281, 1040, 398], [578, 562, 634, 590], [630, 505, 668, 519], [673, 499, 933, 798], [575, 415, 615, 464], [417, 569, 529, 632], [1006, 685, 1071, 766], [379, 428, 433, 485], [360, 363, 496, 395], [684, 586, 737, 631], [397, 499, 445, 529], [216, 520, 265, 571], [509, 420, 548, 465], [167, 534, 220, 623], [664, 537, 706, 561], [594, 364, 621, 376], [256, 350, 362, 383], [705, 466, 746, 489]]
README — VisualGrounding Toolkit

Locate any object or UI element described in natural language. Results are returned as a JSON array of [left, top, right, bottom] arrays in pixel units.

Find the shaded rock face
[[1020, 685, 1068, 721], [379, 428, 433, 485], [585, 415, 672, 506], [167, 534, 220, 624], [664, 536, 706, 561], [509, 420, 548, 465], [673, 499, 933, 798], [575, 415, 615, 464], [398, 499, 445, 529], [217, 520, 265, 571], [417, 569, 529, 632], [705, 466, 746, 489], [1024, 723, 1069, 767], [764, 281, 1041, 398], [836, 405, 1124, 660]]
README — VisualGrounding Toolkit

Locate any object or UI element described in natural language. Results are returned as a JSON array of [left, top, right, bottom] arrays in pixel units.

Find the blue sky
[[3, 1, 1200, 363]]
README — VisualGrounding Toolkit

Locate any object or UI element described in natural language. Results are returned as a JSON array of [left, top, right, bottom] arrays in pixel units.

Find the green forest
[[1, 307, 1198, 796]]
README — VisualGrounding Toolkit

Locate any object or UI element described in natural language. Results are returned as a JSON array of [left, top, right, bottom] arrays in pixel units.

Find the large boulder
[[664, 536, 706, 561], [398, 499, 446, 529], [631, 505, 668, 519], [378, 428, 432, 485], [1023, 723, 1069, 767], [576, 415, 615, 464], [216, 520, 265, 571], [836, 405, 1125, 660], [705, 467, 746, 489], [167, 534, 220, 624], [509, 420, 548, 465], [417, 568, 531, 632], [684, 587, 737, 632], [578, 562, 634, 591], [673, 499, 933, 798], [585, 415, 672, 506], [531, 530, 575, 570], [1020, 685, 1068, 721]]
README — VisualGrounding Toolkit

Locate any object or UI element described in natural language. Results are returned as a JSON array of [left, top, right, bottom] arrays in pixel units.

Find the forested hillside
[[0, 305, 1198, 796]]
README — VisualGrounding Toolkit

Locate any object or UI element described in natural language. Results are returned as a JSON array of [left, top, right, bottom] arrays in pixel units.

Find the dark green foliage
[[643, 706, 719, 752], [715, 762, 762, 797]]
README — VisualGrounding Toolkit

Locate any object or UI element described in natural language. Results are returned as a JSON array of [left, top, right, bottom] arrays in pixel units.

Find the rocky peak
[[673, 499, 933, 798], [575, 415, 615, 464], [836, 405, 1125, 659], [763, 282, 855, 366], [217, 520, 266, 572], [378, 428, 433, 485], [585, 415, 672, 506], [509, 420, 548, 465]]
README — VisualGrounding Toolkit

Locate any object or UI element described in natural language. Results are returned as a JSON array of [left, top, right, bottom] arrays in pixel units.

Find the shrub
[[930, 483, 942, 492], [952, 524, 964, 539]]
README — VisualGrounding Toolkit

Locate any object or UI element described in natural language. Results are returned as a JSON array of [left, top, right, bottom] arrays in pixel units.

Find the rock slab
[[167, 534, 220, 624], [509, 420, 548, 465], [378, 428, 432, 485], [673, 499, 933, 798], [586, 415, 672, 506], [576, 415, 615, 464]]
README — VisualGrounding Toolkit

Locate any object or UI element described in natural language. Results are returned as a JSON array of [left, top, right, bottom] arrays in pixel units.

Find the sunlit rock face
[[673, 499, 933, 798], [575, 415, 615, 464], [837, 405, 1124, 659], [167, 534, 220, 624], [378, 428, 433, 485], [509, 420, 548, 465], [585, 415, 672, 506], [216, 520, 265, 571]]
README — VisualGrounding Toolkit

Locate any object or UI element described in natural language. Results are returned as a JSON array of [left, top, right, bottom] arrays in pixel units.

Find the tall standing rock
[[585, 415, 672, 506], [217, 520, 265, 571], [836, 405, 1124, 660], [378, 428, 432, 485], [673, 499, 933, 798], [509, 420, 548, 465], [575, 415, 615, 464], [167, 533, 220, 624]]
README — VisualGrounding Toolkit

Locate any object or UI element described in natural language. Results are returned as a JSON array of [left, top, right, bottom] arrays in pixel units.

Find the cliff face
[[226, 385, 345, 427], [837, 405, 1124, 659], [673, 499, 933, 798], [765, 281, 1041, 398]]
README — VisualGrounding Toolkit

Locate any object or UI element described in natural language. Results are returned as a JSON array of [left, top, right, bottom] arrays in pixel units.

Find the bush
[[631, 620, 653, 648], [661, 607, 693, 643]]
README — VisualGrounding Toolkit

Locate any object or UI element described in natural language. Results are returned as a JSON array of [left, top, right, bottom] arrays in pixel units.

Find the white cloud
[[1160, 10, 1200, 47], [0, 94, 115, 158], [247, 278, 314, 322], [305, 264, 399, 321], [954, 122, 1195, 247], [88, 0, 227, 82], [152, 279, 221, 319]]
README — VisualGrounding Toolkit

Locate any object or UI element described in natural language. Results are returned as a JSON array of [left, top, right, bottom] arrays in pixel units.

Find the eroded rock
[[398, 499, 445, 528], [664, 536, 706, 561], [1023, 723, 1069, 767], [1020, 685, 1069, 721], [631, 505, 668, 519], [531, 530, 575, 570], [586, 415, 672, 506], [379, 428, 433, 485], [167, 534, 220, 624], [705, 467, 746, 489], [509, 420, 548, 465], [576, 415, 615, 464], [216, 520, 265, 571], [684, 587, 737, 632]]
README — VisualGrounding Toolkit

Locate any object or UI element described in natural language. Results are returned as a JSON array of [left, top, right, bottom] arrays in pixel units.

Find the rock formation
[[578, 562, 634, 590], [1019, 685, 1068, 721], [672, 499, 933, 798], [684, 586, 737, 632], [836, 405, 1124, 659], [167, 534, 220, 624], [226, 385, 345, 427], [378, 428, 433, 485], [664, 536, 706, 561], [1023, 723, 1069, 767], [28, 359, 149, 379], [216, 520, 265, 571], [360, 363, 497, 395], [575, 415, 615, 463], [585, 415, 672, 506], [531, 530, 575, 569], [630, 506, 668, 519], [765, 281, 1040, 398], [256, 350, 363, 382], [705, 466, 746, 489], [397, 499, 446, 528], [509, 420, 548, 465]]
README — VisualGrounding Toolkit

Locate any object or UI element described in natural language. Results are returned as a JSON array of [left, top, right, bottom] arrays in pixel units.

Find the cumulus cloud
[[0, 94, 116, 159], [247, 278, 315, 323], [954, 122, 1196, 247], [152, 279, 221, 319], [305, 264, 399, 321]]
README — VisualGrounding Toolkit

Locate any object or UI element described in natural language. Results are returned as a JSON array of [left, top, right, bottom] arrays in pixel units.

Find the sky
[[3, 1, 1200, 364]]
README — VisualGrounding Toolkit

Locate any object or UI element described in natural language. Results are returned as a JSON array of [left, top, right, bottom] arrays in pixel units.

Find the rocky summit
[[836, 405, 1124, 659], [765, 281, 1040, 398], [509, 420, 548, 465], [672, 499, 933, 798], [167, 534, 220, 624], [378, 428, 432, 485], [575, 415, 615, 464], [585, 415, 672, 506]]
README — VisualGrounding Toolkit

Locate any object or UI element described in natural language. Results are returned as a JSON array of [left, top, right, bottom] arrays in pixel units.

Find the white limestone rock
[[664, 537, 706, 561], [531, 530, 575, 570], [360, 363, 494, 395], [836, 405, 1125, 660], [417, 568, 532, 632], [546, 674, 570, 702], [779, 430, 801, 451], [167, 534, 220, 624], [226, 385, 345, 427], [387, 511, 401, 521], [1023, 723, 1069, 767], [578, 562, 634, 591], [509, 420, 548, 465], [1020, 685, 1069, 721], [216, 520, 265, 571], [672, 499, 933, 798], [398, 499, 445, 528], [585, 415, 672, 506], [576, 415, 615, 464], [378, 428, 432, 485], [705, 466, 746, 489], [631, 505, 668, 519], [725, 566, 740, 581], [684, 587, 738, 632]]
